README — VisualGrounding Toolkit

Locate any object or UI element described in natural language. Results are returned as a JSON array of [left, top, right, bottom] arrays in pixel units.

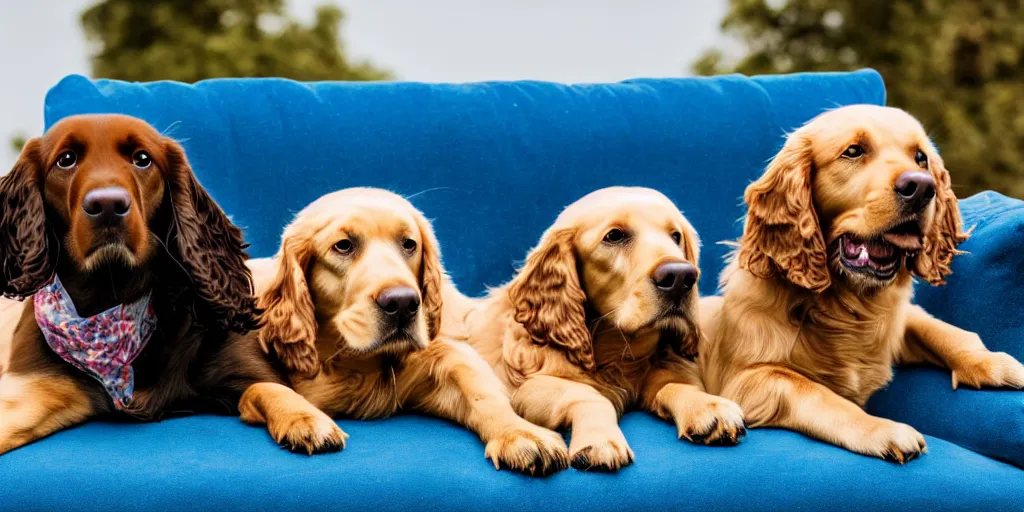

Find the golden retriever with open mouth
[[249, 188, 569, 475], [454, 187, 746, 472], [700, 105, 1024, 463]]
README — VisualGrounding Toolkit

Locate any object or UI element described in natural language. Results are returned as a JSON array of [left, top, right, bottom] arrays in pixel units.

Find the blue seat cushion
[[0, 414, 1020, 511], [869, 191, 1024, 468]]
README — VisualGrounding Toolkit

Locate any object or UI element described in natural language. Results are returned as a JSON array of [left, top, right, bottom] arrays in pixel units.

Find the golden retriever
[[699, 105, 1024, 463], [250, 187, 570, 475], [452, 187, 746, 472]]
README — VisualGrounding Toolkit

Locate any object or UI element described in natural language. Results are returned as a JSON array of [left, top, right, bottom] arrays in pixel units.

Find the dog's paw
[[268, 409, 347, 455], [673, 394, 746, 446], [568, 428, 634, 472], [952, 351, 1024, 390], [484, 421, 569, 476], [856, 419, 927, 464]]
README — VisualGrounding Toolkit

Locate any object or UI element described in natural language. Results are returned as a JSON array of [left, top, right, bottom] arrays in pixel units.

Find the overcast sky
[[0, 0, 727, 169]]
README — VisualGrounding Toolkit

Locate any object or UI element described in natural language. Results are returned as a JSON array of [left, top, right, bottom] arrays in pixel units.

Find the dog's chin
[[81, 242, 140, 272], [615, 304, 695, 338], [344, 328, 428, 357]]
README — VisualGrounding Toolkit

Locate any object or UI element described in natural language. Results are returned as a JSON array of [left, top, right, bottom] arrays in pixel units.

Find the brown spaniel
[[252, 188, 569, 475], [700, 105, 1024, 463], [0, 114, 342, 455], [454, 187, 746, 472]]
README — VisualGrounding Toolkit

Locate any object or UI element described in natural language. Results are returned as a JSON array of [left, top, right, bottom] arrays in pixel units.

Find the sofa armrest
[[867, 191, 1024, 467]]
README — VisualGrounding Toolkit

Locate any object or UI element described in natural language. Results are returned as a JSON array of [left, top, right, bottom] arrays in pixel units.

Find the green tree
[[10, 133, 26, 154], [82, 0, 391, 83], [695, 0, 1024, 199]]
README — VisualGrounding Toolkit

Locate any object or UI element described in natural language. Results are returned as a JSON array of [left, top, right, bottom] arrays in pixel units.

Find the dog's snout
[[652, 262, 698, 301], [376, 286, 420, 324], [82, 187, 132, 224], [894, 171, 936, 212]]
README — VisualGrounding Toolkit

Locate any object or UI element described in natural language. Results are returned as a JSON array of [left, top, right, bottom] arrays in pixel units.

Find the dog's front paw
[[265, 409, 347, 455], [855, 418, 927, 464], [484, 421, 569, 476], [672, 394, 746, 446], [568, 427, 634, 471], [952, 350, 1024, 390]]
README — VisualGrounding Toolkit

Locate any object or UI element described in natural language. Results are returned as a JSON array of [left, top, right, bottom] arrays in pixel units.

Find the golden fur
[[0, 298, 18, 374], [452, 187, 746, 472], [701, 105, 1024, 463], [252, 188, 569, 475]]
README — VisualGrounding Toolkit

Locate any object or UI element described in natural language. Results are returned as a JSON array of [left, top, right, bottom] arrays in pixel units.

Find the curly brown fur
[[0, 140, 54, 299], [0, 115, 335, 456], [701, 105, 1023, 464]]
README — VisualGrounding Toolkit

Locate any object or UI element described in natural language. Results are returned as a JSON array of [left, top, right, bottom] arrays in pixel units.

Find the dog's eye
[[56, 150, 77, 169], [914, 150, 929, 169], [671, 231, 682, 245], [603, 228, 627, 244], [402, 238, 417, 254], [841, 145, 865, 159], [132, 150, 152, 169], [333, 239, 354, 255]]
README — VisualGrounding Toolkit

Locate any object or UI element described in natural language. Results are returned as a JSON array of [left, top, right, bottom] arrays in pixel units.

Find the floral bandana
[[34, 276, 157, 411]]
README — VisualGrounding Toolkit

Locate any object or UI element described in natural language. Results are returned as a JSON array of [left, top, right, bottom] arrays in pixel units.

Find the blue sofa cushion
[[869, 191, 1024, 467], [0, 414, 1021, 512]]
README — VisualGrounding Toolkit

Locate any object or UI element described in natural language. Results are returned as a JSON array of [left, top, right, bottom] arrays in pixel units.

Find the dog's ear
[[162, 140, 259, 332], [508, 228, 593, 370], [913, 150, 968, 285], [413, 211, 445, 340], [258, 234, 319, 376], [0, 139, 54, 299], [738, 135, 831, 292]]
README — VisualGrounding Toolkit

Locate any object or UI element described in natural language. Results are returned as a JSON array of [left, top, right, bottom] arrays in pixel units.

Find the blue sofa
[[1, 70, 1021, 510]]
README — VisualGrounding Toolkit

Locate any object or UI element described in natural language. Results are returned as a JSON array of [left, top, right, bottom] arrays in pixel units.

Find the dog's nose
[[82, 187, 132, 224], [894, 171, 936, 212], [376, 286, 420, 324], [652, 262, 698, 301]]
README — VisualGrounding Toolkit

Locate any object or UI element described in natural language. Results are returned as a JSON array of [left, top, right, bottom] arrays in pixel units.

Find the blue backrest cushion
[[44, 70, 885, 296]]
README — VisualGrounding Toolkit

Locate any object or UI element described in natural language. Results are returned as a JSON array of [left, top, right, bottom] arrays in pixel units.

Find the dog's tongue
[[882, 232, 923, 251]]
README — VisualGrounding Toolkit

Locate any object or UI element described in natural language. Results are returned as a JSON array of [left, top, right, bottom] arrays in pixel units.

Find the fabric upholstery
[[15, 70, 1018, 510], [0, 414, 1021, 511]]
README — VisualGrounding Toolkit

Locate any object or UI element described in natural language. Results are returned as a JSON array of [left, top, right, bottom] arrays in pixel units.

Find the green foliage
[[10, 133, 26, 154], [82, 0, 391, 83], [695, 0, 1024, 199]]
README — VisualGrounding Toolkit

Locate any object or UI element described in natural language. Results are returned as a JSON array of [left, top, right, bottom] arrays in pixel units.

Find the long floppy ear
[[508, 228, 593, 370], [258, 234, 319, 376], [162, 140, 259, 332], [0, 139, 54, 299], [913, 152, 968, 285], [738, 135, 831, 292], [413, 211, 444, 341]]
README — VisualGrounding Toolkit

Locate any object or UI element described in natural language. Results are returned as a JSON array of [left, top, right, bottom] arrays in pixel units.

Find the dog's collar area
[[34, 275, 157, 411]]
